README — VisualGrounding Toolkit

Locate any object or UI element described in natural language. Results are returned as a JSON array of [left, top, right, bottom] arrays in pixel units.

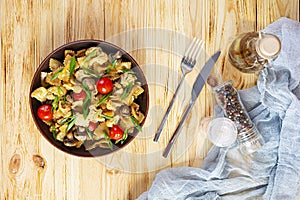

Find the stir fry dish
[[31, 47, 145, 150]]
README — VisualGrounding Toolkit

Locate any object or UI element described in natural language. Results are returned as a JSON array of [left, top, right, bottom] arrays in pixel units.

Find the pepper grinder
[[212, 81, 264, 154]]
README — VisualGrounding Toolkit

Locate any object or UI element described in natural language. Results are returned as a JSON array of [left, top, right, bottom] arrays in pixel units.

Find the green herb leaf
[[106, 59, 118, 74], [57, 86, 63, 95], [51, 68, 64, 81], [82, 97, 91, 119], [111, 59, 117, 67], [120, 69, 135, 74], [66, 116, 76, 132], [52, 96, 59, 112], [130, 116, 142, 132], [81, 81, 92, 119], [106, 67, 111, 73], [84, 49, 97, 62], [59, 117, 69, 125], [115, 129, 128, 144], [98, 113, 114, 120], [104, 131, 113, 150], [85, 127, 94, 141], [51, 125, 57, 140], [59, 115, 76, 125], [69, 56, 76, 77], [121, 81, 134, 100], [62, 95, 67, 104], [82, 81, 91, 97], [97, 92, 112, 105], [108, 140, 113, 150], [81, 67, 101, 78]]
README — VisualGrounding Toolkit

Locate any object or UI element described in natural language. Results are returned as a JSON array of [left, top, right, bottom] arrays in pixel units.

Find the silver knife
[[163, 51, 221, 158]]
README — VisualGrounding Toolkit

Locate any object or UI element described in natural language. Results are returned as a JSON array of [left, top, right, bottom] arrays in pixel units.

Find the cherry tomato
[[109, 125, 124, 140], [37, 104, 53, 121], [96, 78, 113, 95], [88, 121, 98, 132], [73, 90, 86, 101]]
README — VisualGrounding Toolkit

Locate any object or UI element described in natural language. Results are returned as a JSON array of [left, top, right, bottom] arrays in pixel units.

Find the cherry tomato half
[[37, 104, 53, 121], [96, 78, 113, 95], [109, 125, 124, 140], [73, 90, 86, 101], [88, 121, 98, 132]]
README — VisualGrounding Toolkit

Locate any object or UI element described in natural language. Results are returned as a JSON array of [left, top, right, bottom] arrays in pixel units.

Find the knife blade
[[163, 51, 221, 158]]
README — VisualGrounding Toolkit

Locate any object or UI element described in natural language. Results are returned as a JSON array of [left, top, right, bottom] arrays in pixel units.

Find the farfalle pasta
[[31, 47, 144, 150]]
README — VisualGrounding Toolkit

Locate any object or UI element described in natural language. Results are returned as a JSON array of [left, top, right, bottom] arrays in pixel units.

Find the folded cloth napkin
[[138, 17, 300, 200]]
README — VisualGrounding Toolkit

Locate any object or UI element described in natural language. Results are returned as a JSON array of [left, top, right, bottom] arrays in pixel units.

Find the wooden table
[[1, 0, 299, 199]]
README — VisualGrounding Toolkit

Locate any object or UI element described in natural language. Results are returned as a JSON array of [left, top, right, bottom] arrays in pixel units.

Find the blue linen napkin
[[138, 17, 300, 200]]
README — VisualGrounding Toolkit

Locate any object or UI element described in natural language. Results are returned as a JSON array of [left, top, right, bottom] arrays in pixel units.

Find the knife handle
[[163, 100, 195, 158], [154, 75, 185, 142]]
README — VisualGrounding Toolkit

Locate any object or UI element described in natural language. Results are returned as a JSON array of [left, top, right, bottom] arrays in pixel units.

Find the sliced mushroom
[[131, 102, 145, 123], [92, 62, 107, 75], [86, 47, 102, 57], [56, 131, 66, 142], [66, 132, 74, 140], [78, 126, 85, 133], [72, 101, 83, 113], [119, 116, 135, 134], [85, 138, 110, 150], [102, 71, 121, 81], [65, 94, 73, 103], [63, 137, 79, 147], [74, 70, 93, 82], [74, 131, 87, 141], [109, 51, 122, 62], [82, 78, 95, 91], [89, 52, 108, 66], [120, 105, 130, 117], [93, 122, 109, 140]]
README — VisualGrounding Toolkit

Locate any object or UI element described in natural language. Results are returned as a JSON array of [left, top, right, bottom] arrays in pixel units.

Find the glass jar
[[228, 31, 281, 73], [213, 81, 264, 154]]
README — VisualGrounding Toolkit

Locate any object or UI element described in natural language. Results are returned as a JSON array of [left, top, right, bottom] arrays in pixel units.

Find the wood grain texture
[[0, 0, 299, 199]]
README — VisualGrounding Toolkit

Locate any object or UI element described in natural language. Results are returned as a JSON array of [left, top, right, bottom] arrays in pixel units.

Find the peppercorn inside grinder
[[212, 81, 264, 154]]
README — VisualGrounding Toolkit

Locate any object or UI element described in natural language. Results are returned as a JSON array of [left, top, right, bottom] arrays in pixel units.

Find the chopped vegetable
[[51, 68, 64, 80], [86, 126, 94, 140], [115, 129, 128, 144], [51, 125, 57, 140], [31, 47, 145, 151], [109, 125, 124, 140], [96, 77, 113, 95], [66, 116, 76, 132], [81, 67, 101, 78], [121, 81, 134, 100], [99, 113, 114, 120], [130, 116, 142, 132], [37, 104, 53, 120], [69, 56, 76, 77], [97, 92, 112, 105]]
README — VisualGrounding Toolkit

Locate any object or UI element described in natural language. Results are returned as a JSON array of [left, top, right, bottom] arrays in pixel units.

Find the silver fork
[[153, 38, 204, 142]]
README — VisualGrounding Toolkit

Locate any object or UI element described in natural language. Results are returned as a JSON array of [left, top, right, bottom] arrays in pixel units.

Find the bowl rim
[[29, 39, 149, 157]]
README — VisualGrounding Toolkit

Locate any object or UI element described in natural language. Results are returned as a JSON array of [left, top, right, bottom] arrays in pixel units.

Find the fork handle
[[153, 74, 186, 142], [163, 100, 195, 158]]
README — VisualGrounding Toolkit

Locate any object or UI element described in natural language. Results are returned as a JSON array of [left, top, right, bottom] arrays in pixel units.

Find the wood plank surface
[[0, 0, 299, 199]]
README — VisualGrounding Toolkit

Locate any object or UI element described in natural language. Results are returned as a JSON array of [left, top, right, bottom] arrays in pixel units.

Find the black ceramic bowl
[[30, 40, 149, 157]]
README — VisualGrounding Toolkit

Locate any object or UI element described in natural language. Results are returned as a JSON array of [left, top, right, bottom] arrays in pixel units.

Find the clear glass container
[[228, 31, 281, 73], [213, 80, 264, 154]]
